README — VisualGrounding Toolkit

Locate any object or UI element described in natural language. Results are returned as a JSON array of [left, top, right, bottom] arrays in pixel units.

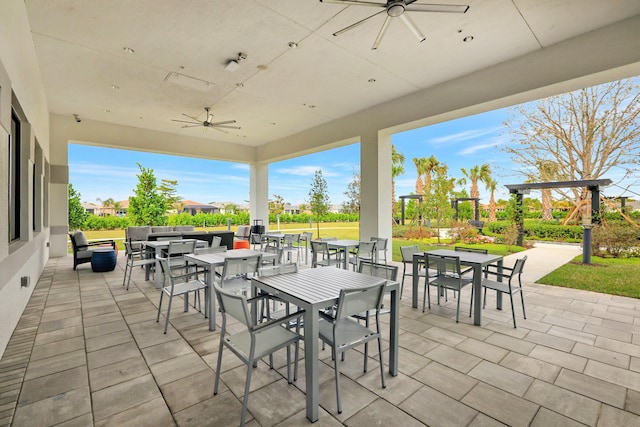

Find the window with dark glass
[[9, 109, 21, 241]]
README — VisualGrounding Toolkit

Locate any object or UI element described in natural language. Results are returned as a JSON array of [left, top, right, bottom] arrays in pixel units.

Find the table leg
[[389, 288, 399, 376], [304, 308, 319, 422], [473, 265, 483, 326], [208, 267, 217, 331], [412, 254, 419, 308], [496, 259, 503, 310]]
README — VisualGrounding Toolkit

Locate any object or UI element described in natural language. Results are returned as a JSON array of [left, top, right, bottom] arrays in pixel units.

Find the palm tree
[[412, 157, 426, 195], [486, 178, 498, 222], [423, 155, 440, 194], [461, 163, 491, 218], [391, 145, 405, 222]]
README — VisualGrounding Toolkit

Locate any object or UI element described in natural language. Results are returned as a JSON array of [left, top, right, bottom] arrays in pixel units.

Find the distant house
[[180, 200, 219, 215], [82, 202, 116, 217], [284, 203, 301, 215]]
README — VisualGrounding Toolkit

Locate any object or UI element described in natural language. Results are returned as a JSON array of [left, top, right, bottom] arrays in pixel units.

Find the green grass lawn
[[80, 223, 639, 298], [81, 222, 523, 262], [538, 256, 640, 298]]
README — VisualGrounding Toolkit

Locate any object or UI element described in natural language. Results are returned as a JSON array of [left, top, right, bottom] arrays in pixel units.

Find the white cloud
[[430, 126, 502, 145], [458, 136, 510, 155]]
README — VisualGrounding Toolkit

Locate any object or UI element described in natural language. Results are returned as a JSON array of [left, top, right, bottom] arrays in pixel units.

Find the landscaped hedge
[[83, 214, 130, 230], [80, 211, 359, 230], [485, 220, 583, 241]]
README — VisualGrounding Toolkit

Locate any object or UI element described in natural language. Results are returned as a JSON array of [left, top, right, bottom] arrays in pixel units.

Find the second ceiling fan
[[321, 0, 469, 50], [172, 107, 240, 133]]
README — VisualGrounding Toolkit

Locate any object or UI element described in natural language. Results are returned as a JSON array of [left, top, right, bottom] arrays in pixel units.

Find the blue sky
[[69, 104, 635, 207]]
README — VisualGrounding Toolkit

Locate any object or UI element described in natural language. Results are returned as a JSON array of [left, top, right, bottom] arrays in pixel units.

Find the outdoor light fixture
[[225, 52, 247, 72]]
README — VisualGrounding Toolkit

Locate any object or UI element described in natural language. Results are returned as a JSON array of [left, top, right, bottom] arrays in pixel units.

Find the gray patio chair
[[482, 256, 528, 328], [348, 240, 376, 271], [282, 233, 301, 264], [424, 254, 473, 323], [370, 236, 388, 264], [318, 282, 386, 414], [155, 256, 207, 334], [261, 243, 282, 266], [213, 283, 302, 426], [219, 253, 262, 296], [310, 240, 341, 268], [400, 245, 428, 299], [122, 240, 156, 290]]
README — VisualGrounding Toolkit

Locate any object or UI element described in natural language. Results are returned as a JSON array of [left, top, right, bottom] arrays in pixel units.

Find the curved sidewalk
[[503, 241, 582, 283]]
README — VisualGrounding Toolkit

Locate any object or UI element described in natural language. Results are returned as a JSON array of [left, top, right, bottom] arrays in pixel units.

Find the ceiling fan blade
[[172, 119, 200, 124], [181, 113, 201, 121], [181, 124, 204, 128], [212, 125, 241, 130], [372, 14, 392, 50], [211, 127, 229, 134], [399, 13, 426, 43], [333, 9, 386, 36], [209, 120, 237, 126], [320, 0, 388, 7], [405, 3, 469, 13]]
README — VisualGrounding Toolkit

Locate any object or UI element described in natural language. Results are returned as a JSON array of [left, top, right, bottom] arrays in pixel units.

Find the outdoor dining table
[[324, 239, 360, 269], [412, 249, 504, 326], [144, 239, 208, 288], [184, 249, 275, 331], [251, 267, 400, 422]]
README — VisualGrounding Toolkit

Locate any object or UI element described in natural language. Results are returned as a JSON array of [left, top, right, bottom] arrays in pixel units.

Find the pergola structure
[[451, 197, 480, 221], [505, 179, 612, 264], [398, 195, 423, 226]]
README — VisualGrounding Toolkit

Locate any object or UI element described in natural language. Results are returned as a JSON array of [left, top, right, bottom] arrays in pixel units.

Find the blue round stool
[[91, 248, 117, 272]]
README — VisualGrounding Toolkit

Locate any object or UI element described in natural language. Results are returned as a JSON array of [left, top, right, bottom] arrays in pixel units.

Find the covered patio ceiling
[[28, 0, 640, 163]]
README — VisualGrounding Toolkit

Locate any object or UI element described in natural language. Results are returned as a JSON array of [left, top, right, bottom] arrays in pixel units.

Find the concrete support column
[[249, 163, 269, 231], [360, 131, 392, 260], [48, 121, 69, 257]]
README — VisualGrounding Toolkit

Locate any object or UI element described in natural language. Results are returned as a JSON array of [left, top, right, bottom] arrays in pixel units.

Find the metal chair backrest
[[454, 246, 488, 254], [436, 254, 463, 278], [214, 283, 253, 329], [211, 235, 222, 248], [221, 254, 262, 280], [357, 241, 376, 259], [283, 233, 300, 247], [263, 244, 282, 264], [359, 261, 398, 281], [156, 256, 175, 287], [511, 256, 528, 280], [371, 237, 388, 251], [400, 245, 419, 263], [167, 239, 196, 256], [259, 263, 298, 277], [123, 240, 133, 257], [335, 282, 386, 321]]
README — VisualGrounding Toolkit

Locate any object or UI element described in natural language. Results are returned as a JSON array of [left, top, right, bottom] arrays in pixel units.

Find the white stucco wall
[[0, 0, 51, 357]]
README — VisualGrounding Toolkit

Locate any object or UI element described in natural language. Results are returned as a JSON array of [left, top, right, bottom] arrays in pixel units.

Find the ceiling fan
[[320, 0, 469, 50], [172, 107, 240, 133]]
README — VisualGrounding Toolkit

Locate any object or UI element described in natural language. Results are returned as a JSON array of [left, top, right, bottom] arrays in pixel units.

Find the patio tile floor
[[2, 254, 640, 426]]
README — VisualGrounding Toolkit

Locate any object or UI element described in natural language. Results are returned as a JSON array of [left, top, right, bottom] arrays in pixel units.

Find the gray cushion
[[126, 226, 151, 241], [173, 225, 195, 232], [73, 231, 89, 248], [151, 226, 173, 233]]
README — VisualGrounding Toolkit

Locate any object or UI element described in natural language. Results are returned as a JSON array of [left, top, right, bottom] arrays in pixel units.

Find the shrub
[[593, 222, 640, 258]]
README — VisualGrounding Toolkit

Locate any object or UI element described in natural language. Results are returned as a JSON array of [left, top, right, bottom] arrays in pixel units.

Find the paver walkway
[[503, 242, 582, 283]]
